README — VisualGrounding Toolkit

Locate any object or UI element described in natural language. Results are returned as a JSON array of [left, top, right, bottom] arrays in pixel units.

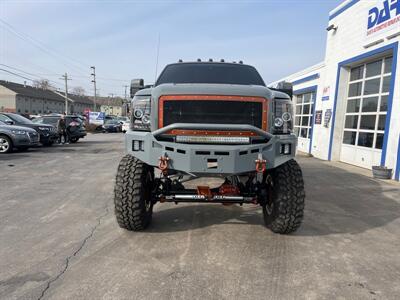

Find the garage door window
[[343, 56, 391, 150], [294, 92, 314, 139]]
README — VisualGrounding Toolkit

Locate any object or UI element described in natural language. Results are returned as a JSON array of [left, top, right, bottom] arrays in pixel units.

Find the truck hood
[[150, 83, 289, 100]]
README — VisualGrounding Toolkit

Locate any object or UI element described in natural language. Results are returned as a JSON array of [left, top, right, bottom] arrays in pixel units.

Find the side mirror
[[269, 81, 293, 98], [276, 81, 293, 98], [5, 120, 14, 125], [130, 79, 144, 98]]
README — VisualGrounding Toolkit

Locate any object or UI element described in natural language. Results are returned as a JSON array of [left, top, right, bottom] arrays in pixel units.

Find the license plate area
[[207, 158, 218, 169]]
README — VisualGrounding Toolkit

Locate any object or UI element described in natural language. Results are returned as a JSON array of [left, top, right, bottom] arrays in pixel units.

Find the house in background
[[0, 80, 93, 115]]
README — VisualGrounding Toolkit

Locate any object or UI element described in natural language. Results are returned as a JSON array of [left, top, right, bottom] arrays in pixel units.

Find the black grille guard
[[153, 123, 273, 139]]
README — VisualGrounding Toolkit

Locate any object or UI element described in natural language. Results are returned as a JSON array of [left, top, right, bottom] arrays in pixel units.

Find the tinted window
[[363, 78, 380, 95], [346, 99, 360, 113], [7, 113, 33, 124], [350, 65, 363, 81], [343, 131, 356, 145], [365, 60, 382, 78], [348, 82, 362, 97], [384, 57, 392, 73], [156, 63, 265, 86]]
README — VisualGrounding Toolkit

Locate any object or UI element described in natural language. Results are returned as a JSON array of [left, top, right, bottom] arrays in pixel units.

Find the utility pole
[[123, 85, 128, 100], [123, 85, 129, 116], [91, 66, 97, 111], [61, 73, 71, 114], [108, 93, 114, 115]]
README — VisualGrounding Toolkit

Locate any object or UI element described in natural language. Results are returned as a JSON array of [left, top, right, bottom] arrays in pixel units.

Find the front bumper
[[125, 126, 296, 175], [39, 132, 59, 144], [12, 133, 40, 147]]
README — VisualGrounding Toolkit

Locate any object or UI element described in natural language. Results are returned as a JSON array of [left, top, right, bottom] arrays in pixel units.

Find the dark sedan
[[33, 115, 87, 143], [0, 113, 58, 146], [0, 120, 40, 153], [103, 119, 122, 133]]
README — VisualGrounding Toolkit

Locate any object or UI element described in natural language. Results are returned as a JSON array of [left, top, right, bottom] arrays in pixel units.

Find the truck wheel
[[262, 159, 305, 234], [114, 155, 154, 231]]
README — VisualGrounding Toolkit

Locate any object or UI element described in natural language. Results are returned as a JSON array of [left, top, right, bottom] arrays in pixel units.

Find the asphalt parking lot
[[1, 133, 400, 300]]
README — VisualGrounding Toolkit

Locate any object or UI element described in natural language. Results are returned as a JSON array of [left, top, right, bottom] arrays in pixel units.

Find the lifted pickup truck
[[114, 60, 305, 234]]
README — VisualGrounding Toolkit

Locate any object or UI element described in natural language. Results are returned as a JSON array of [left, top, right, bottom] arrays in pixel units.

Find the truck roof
[[155, 62, 266, 87]]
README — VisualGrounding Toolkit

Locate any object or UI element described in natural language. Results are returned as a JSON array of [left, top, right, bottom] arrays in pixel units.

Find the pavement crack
[[37, 203, 110, 300]]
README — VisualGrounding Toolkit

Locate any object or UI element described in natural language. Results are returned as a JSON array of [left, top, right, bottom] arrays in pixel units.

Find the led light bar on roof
[[176, 135, 250, 144]]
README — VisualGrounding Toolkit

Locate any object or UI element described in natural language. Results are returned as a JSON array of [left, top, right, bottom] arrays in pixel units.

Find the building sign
[[324, 109, 332, 128], [315, 110, 323, 125], [89, 112, 105, 125], [367, 0, 400, 36], [322, 86, 330, 101]]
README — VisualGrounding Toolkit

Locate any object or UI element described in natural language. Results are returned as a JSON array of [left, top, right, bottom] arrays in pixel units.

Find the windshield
[[156, 63, 265, 86], [9, 113, 33, 124], [0, 120, 5, 125], [33, 117, 58, 125]]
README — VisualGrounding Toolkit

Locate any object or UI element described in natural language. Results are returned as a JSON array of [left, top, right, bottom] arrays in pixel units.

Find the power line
[[0, 18, 90, 77], [0, 68, 36, 82], [0, 64, 63, 88]]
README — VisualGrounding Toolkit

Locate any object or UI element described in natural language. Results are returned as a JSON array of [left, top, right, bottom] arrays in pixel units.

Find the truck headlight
[[273, 100, 293, 134], [130, 95, 151, 131]]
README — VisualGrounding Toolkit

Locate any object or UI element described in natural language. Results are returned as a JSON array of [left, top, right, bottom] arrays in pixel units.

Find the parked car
[[103, 119, 122, 133], [117, 116, 130, 133], [121, 121, 130, 133], [0, 113, 58, 146], [0, 120, 40, 153], [33, 115, 87, 143]]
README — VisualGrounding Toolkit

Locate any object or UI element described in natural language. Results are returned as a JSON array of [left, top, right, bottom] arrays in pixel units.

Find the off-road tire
[[262, 159, 305, 234], [114, 155, 154, 231]]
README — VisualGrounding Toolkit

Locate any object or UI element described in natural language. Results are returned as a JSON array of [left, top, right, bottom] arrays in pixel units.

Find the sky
[[0, 0, 343, 97]]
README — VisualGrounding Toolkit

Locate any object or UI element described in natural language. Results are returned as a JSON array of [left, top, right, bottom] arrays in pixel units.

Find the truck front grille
[[159, 95, 267, 130]]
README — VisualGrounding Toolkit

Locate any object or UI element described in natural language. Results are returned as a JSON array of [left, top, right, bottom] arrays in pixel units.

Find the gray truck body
[[125, 83, 296, 176]]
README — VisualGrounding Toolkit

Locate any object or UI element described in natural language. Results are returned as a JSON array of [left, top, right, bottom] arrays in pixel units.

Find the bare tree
[[32, 79, 53, 90], [72, 86, 86, 96]]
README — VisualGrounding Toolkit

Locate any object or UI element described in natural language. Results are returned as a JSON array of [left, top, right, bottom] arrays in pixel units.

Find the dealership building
[[271, 0, 400, 180]]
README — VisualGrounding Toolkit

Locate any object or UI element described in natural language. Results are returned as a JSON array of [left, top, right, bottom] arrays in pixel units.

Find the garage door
[[294, 91, 315, 153], [340, 56, 392, 169]]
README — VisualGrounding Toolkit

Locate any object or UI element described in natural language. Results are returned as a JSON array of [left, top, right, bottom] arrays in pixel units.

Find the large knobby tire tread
[[114, 155, 153, 231], [264, 159, 305, 234]]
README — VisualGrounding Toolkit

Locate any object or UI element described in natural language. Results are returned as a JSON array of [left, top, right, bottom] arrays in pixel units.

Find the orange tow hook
[[255, 154, 266, 173], [159, 155, 170, 174]]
